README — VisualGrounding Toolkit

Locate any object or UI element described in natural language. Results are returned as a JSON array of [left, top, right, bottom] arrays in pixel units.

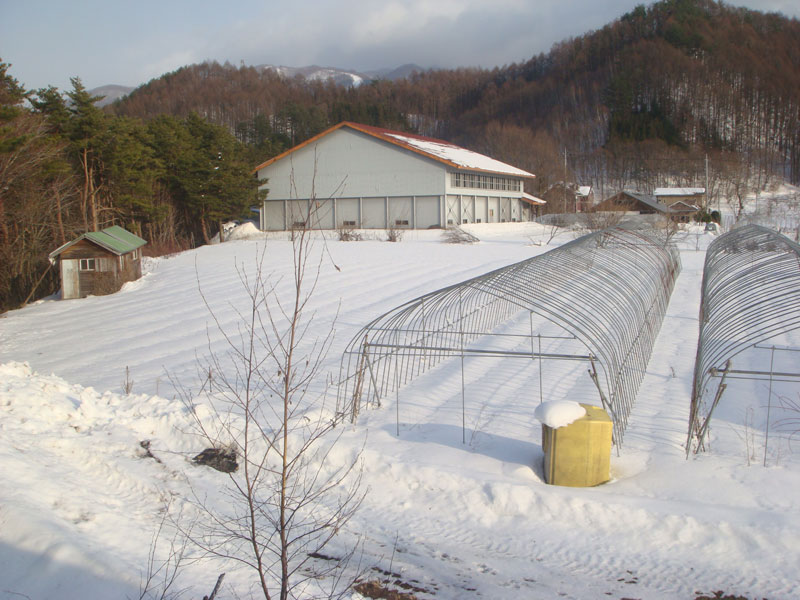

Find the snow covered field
[[2, 222, 799, 600]]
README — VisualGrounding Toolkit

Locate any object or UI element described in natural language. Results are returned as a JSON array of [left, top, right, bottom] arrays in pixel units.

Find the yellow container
[[541, 403, 612, 487]]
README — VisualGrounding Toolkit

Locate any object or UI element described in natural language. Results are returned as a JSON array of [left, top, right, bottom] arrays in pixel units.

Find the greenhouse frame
[[688, 224, 800, 454], [337, 227, 682, 446]]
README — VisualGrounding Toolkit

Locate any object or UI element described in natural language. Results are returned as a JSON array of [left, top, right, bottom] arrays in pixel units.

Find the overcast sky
[[1, 0, 798, 93]]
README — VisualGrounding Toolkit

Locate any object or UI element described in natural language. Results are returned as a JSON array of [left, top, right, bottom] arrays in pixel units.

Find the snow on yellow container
[[537, 402, 612, 487]]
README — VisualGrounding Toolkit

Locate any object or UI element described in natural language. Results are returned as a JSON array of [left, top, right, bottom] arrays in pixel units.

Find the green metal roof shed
[[49, 225, 147, 261], [49, 226, 147, 300]]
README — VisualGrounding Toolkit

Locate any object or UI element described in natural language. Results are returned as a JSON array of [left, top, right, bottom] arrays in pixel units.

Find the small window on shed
[[79, 258, 96, 271], [394, 219, 409, 226], [342, 220, 357, 227]]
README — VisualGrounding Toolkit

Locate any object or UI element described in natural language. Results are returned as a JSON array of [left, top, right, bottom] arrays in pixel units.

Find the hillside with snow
[[1, 222, 799, 600]]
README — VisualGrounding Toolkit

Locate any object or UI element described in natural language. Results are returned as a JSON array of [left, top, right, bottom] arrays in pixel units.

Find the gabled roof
[[254, 121, 535, 178], [49, 225, 147, 261], [654, 187, 705, 196], [667, 200, 701, 212], [619, 191, 670, 213]]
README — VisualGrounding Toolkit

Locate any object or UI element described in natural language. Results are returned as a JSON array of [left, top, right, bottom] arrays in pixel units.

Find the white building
[[254, 122, 541, 231]]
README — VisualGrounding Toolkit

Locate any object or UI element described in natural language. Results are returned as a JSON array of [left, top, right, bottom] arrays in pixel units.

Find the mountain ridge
[[109, 0, 800, 188], [89, 63, 426, 103]]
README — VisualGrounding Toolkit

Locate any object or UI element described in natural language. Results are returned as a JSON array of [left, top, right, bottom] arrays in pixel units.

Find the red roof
[[253, 121, 535, 178]]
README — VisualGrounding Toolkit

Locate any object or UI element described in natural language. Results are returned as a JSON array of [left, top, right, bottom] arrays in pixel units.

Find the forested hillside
[[0, 69, 262, 311], [113, 0, 800, 197], [1, 0, 798, 311]]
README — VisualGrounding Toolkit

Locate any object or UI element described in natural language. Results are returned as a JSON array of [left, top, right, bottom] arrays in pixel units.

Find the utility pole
[[564, 148, 570, 213]]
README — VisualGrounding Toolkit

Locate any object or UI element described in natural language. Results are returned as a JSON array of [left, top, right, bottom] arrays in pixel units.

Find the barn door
[[61, 259, 79, 299]]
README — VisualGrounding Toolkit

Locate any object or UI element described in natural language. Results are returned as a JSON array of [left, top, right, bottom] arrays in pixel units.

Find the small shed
[[49, 226, 147, 299]]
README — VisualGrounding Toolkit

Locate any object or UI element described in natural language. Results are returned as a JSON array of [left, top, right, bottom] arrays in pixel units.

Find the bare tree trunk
[[172, 229, 363, 599], [80, 147, 90, 231]]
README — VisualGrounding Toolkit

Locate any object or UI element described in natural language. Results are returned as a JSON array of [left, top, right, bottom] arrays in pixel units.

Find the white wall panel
[[415, 196, 441, 229], [361, 197, 387, 228]]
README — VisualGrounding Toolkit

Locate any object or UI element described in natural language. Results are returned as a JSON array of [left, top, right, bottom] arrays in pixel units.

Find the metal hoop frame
[[337, 227, 681, 445], [688, 224, 800, 453]]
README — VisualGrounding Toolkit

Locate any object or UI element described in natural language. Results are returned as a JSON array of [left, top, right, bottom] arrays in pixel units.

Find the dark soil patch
[[193, 447, 238, 473]]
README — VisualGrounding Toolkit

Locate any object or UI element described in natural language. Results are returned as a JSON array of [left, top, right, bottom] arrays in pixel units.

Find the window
[[342, 220, 356, 226], [79, 258, 96, 271], [395, 219, 409, 226], [451, 172, 521, 192]]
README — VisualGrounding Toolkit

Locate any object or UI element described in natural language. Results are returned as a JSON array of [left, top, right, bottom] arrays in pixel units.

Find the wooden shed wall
[[58, 239, 142, 298]]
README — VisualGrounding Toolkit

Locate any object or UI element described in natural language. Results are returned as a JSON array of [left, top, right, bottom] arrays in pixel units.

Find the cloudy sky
[[2, 0, 798, 93]]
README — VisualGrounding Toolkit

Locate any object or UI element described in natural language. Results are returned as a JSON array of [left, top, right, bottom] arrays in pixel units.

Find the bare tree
[[136, 502, 196, 600], [582, 207, 625, 232], [173, 227, 363, 599], [528, 221, 564, 246], [650, 214, 683, 248]]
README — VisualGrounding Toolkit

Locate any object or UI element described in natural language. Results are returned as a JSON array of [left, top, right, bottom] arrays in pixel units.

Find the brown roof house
[[595, 191, 669, 214], [597, 190, 700, 222], [49, 226, 147, 300]]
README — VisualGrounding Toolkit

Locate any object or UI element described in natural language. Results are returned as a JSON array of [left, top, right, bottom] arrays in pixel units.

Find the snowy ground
[[2, 221, 799, 600]]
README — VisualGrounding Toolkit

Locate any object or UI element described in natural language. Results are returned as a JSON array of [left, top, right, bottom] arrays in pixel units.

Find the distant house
[[596, 191, 668, 214], [654, 187, 706, 208], [665, 200, 702, 222], [596, 190, 699, 222], [253, 121, 542, 230], [49, 226, 147, 300], [541, 182, 592, 212], [577, 186, 594, 211]]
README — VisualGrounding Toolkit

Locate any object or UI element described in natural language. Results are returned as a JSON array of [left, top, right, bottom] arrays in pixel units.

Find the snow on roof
[[668, 201, 701, 212], [383, 131, 535, 178], [253, 122, 536, 178], [578, 186, 592, 196], [522, 192, 546, 205], [654, 187, 705, 196]]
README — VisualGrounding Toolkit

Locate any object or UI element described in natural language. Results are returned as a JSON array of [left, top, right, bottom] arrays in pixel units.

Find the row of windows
[[451, 172, 521, 192]]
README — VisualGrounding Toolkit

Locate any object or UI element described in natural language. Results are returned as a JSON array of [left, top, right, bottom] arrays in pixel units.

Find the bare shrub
[[122, 366, 134, 395], [338, 226, 362, 241], [583, 208, 625, 232], [442, 226, 479, 244], [386, 227, 404, 242], [529, 223, 563, 246], [651, 214, 683, 247]]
